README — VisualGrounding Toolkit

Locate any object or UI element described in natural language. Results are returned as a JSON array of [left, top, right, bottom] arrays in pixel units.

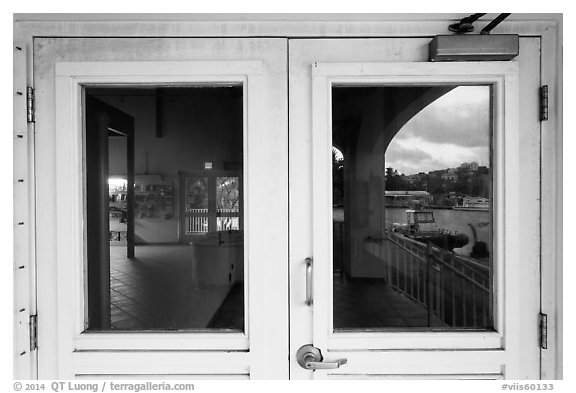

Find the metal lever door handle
[[305, 257, 313, 306], [306, 359, 348, 370], [297, 344, 347, 371]]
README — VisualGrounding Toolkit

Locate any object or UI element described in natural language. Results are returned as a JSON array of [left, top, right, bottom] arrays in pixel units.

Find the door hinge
[[540, 85, 549, 122], [29, 314, 38, 352], [26, 86, 35, 123], [539, 312, 548, 349]]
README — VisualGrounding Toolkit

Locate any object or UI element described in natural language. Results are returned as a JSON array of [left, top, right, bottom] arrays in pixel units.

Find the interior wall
[[93, 87, 243, 243], [109, 137, 127, 175]]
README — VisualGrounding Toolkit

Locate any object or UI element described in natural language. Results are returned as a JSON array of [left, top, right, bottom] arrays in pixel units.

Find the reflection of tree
[[453, 167, 490, 198], [453, 167, 470, 194], [385, 165, 490, 205], [217, 177, 239, 211], [470, 166, 490, 197], [332, 149, 344, 206], [427, 174, 445, 195], [385, 167, 409, 191], [217, 177, 240, 231], [187, 179, 208, 209]]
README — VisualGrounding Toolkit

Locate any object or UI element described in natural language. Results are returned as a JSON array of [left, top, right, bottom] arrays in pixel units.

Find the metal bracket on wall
[[29, 314, 38, 352], [540, 85, 549, 122], [540, 313, 548, 350], [26, 86, 35, 123]]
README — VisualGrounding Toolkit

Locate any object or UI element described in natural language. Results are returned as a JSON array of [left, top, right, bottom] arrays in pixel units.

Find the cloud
[[385, 140, 433, 163], [385, 136, 489, 175], [383, 86, 491, 174], [397, 86, 491, 148]]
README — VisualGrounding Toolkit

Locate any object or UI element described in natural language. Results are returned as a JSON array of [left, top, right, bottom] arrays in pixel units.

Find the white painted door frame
[[288, 37, 542, 379], [29, 38, 289, 379], [13, 15, 562, 380]]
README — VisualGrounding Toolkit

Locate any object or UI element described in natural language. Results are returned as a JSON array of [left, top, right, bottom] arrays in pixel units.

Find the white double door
[[34, 36, 541, 379]]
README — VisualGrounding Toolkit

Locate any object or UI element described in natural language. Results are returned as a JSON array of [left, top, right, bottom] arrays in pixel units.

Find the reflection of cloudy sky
[[385, 86, 490, 175]]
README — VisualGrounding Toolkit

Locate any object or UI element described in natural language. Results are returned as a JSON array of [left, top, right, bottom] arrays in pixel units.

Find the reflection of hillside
[[383, 162, 491, 206]]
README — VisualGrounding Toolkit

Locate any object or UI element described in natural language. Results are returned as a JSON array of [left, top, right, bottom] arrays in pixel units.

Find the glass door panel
[[289, 37, 541, 379], [85, 85, 244, 331], [185, 176, 209, 234], [217, 176, 241, 231], [37, 37, 288, 378], [331, 85, 493, 330]]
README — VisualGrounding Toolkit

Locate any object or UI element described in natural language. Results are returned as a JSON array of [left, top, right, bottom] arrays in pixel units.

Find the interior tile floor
[[333, 275, 447, 329], [109, 244, 239, 330], [108, 244, 444, 331]]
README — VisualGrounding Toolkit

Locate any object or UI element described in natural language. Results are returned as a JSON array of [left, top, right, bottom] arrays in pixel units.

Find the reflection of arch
[[331, 86, 456, 278], [332, 86, 455, 156], [380, 86, 455, 152], [332, 145, 344, 161]]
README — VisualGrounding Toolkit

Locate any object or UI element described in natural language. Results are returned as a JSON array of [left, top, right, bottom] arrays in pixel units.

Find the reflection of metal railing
[[383, 231, 491, 328], [217, 208, 240, 231], [217, 217, 240, 231], [217, 208, 239, 214], [187, 216, 208, 234], [186, 208, 240, 233], [187, 208, 209, 234], [188, 208, 208, 213]]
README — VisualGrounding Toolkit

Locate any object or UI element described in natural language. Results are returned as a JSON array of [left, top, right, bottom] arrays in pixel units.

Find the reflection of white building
[[460, 161, 479, 172], [385, 190, 431, 207], [442, 168, 458, 181], [454, 196, 490, 211]]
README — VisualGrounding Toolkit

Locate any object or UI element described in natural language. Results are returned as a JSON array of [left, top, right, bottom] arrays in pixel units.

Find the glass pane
[[216, 176, 240, 231], [332, 85, 493, 330], [217, 176, 240, 212], [185, 177, 209, 234], [185, 177, 208, 211], [85, 86, 244, 331]]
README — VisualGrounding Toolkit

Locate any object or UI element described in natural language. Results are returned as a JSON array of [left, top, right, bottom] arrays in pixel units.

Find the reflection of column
[[86, 110, 111, 329], [382, 159, 389, 283], [349, 89, 386, 279], [208, 175, 217, 232], [342, 143, 353, 277], [98, 114, 111, 329], [238, 175, 244, 233], [127, 122, 135, 259]]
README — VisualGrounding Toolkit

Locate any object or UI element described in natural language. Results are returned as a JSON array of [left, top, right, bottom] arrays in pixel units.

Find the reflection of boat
[[453, 197, 490, 211], [392, 209, 468, 251]]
